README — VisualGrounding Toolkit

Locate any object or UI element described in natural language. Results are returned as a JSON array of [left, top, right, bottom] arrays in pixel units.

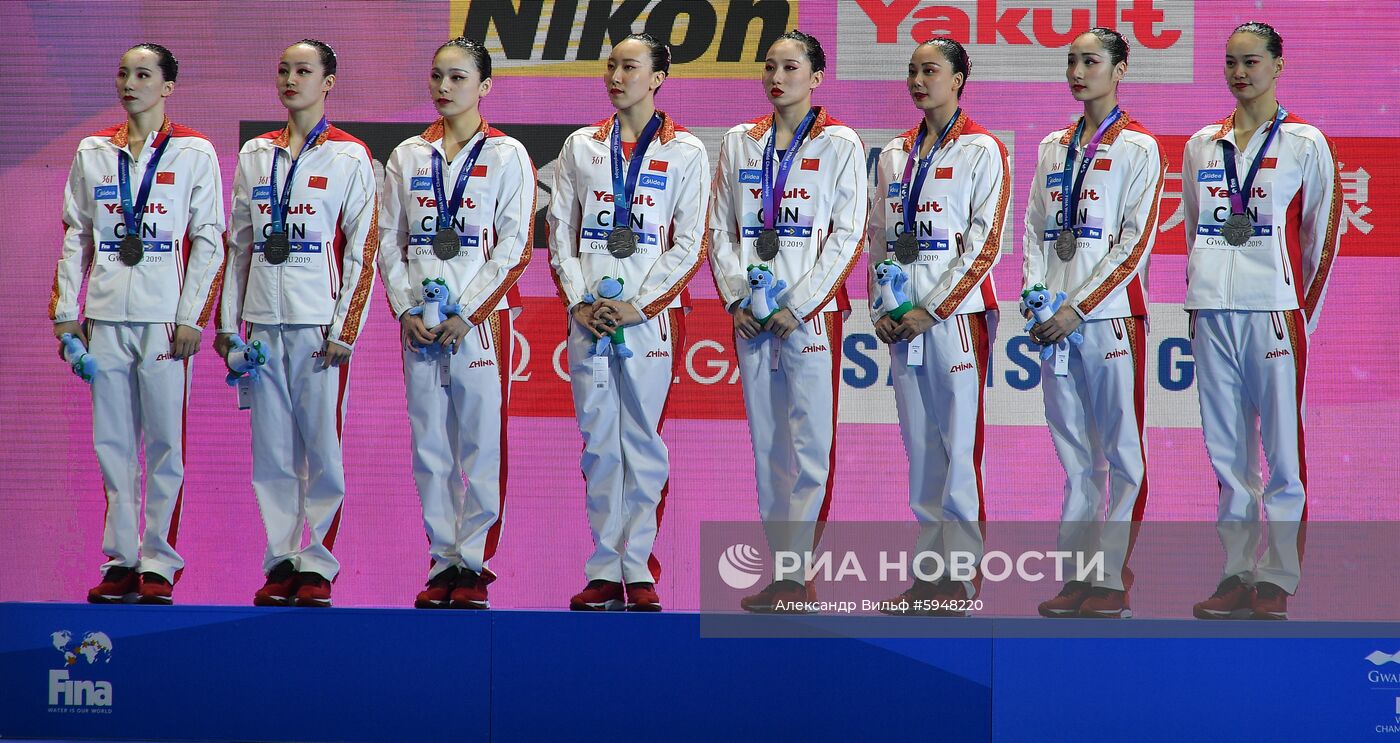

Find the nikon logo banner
[[451, 0, 798, 76]]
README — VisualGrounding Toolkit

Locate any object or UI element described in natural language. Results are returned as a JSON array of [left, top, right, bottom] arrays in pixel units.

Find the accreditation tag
[[907, 335, 925, 367], [1053, 344, 1070, 377], [592, 354, 610, 390], [769, 339, 781, 372], [236, 377, 253, 410], [438, 354, 451, 387]]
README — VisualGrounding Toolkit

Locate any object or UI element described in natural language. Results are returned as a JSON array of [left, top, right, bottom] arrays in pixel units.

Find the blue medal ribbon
[[609, 113, 664, 234], [430, 128, 488, 233], [269, 117, 330, 236], [1220, 105, 1287, 217], [899, 109, 961, 239], [761, 107, 818, 232], [116, 122, 173, 243], [1059, 106, 1120, 238]]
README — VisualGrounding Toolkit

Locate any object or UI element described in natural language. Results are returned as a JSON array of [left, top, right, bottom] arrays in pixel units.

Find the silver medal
[[756, 229, 780, 261], [1054, 229, 1077, 261], [432, 229, 461, 260], [118, 234, 144, 266], [893, 232, 920, 265], [1222, 213, 1254, 246], [264, 232, 291, 265], [606, 227, 637, 259]]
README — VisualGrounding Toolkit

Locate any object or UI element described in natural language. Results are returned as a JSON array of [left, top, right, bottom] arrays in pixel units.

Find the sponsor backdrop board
[[1, 1, 1398, 613]]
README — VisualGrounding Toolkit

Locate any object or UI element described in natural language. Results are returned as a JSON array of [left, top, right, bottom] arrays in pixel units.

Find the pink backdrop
[[3, 1, 1397, 610]]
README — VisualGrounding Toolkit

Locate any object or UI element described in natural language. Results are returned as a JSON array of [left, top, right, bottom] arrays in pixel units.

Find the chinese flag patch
[[471, 165, 488, 177], [1261, 157, 1277, 169], [1094, 159, 1113, 171], [801, 158, 819, 171], [648, 160, 668, 172], [934, 167, 953, 179], [307, 175, 328, 190], [156, 171, 175, 185]]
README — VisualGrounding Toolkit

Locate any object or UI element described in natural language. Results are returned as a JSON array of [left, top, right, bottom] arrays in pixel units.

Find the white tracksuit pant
[[736, 312, 842, 584], [569, 308, 683, 584], [1042, 316, 1148, 592], [403, 311, 512, 580], [890, 312, 992, 597], [88, 320, 190, 583], [1192, 309, 1309, 594], [248, 323, 349, 581]]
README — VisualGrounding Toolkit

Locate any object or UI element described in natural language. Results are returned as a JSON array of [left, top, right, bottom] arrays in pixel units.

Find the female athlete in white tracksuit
[[379, 38, 533, 610], [870, 39, 1008, 615], [1184, 23, 1340, 622], [548, 33, 709, 612], [217, 40, 378, 608], [51, 44, 225, 606], [1024, 29, 1164, 620], [707, 31, 867, 613]]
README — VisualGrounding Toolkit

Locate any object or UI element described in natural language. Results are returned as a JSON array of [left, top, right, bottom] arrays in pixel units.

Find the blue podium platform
[[2, 603, 1398, 742]]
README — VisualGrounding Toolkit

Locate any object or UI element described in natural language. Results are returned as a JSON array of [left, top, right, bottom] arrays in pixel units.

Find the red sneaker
[[450, 570, 491, 610], [253, 560, 300, 607], [1192, 576, 1255, 620], [1079, 588, 1132, 618], [1037, 580, 1093, 618], [879, 580, 943, 616], [137, 573, 173, 605], [414, 566, 460, 609], [292, 572, 332, 607], [1250, 581, 1289, 620], [87, 566, 139, 604], [625, 582, 662, 612], [569, 580, 624, 611]]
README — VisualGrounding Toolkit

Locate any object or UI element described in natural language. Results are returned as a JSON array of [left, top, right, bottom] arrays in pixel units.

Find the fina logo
[[717, 544, 764, 590], [49, 630, 114, 708]]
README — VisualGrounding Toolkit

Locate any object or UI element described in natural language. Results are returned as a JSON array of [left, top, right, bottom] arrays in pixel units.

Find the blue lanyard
[[1220, 105, 1287, 216], [430, 131, 488, 232], [899, 109, 960, 236], [117, 124, 173, 241], [609, 113, 663, 233], [1060, 107, 1120, 234], [762, 107, 818, 231], [269, 117, 329, 235]]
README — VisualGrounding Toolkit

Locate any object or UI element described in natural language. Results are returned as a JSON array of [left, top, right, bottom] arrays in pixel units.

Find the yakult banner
[[837, 0, 1194, 82]]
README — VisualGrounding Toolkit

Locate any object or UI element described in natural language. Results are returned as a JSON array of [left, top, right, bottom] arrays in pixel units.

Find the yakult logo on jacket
[[593, 191, 655, 207], [836, 1, 1192, 82]]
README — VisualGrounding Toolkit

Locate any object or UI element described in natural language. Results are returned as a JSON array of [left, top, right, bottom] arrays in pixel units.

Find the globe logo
[[717, 543, 764, 589]]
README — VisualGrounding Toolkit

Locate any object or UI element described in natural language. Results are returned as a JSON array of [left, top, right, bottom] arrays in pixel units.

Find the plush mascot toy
[[406, 277, 463, 357], [224, 334, 268, 386], [740, 264, 787, 324], [1022, 283, 1084, 362], [583, 276, 633, 358], [60, 333, 96, 384], [871, 260, 916, 322]]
